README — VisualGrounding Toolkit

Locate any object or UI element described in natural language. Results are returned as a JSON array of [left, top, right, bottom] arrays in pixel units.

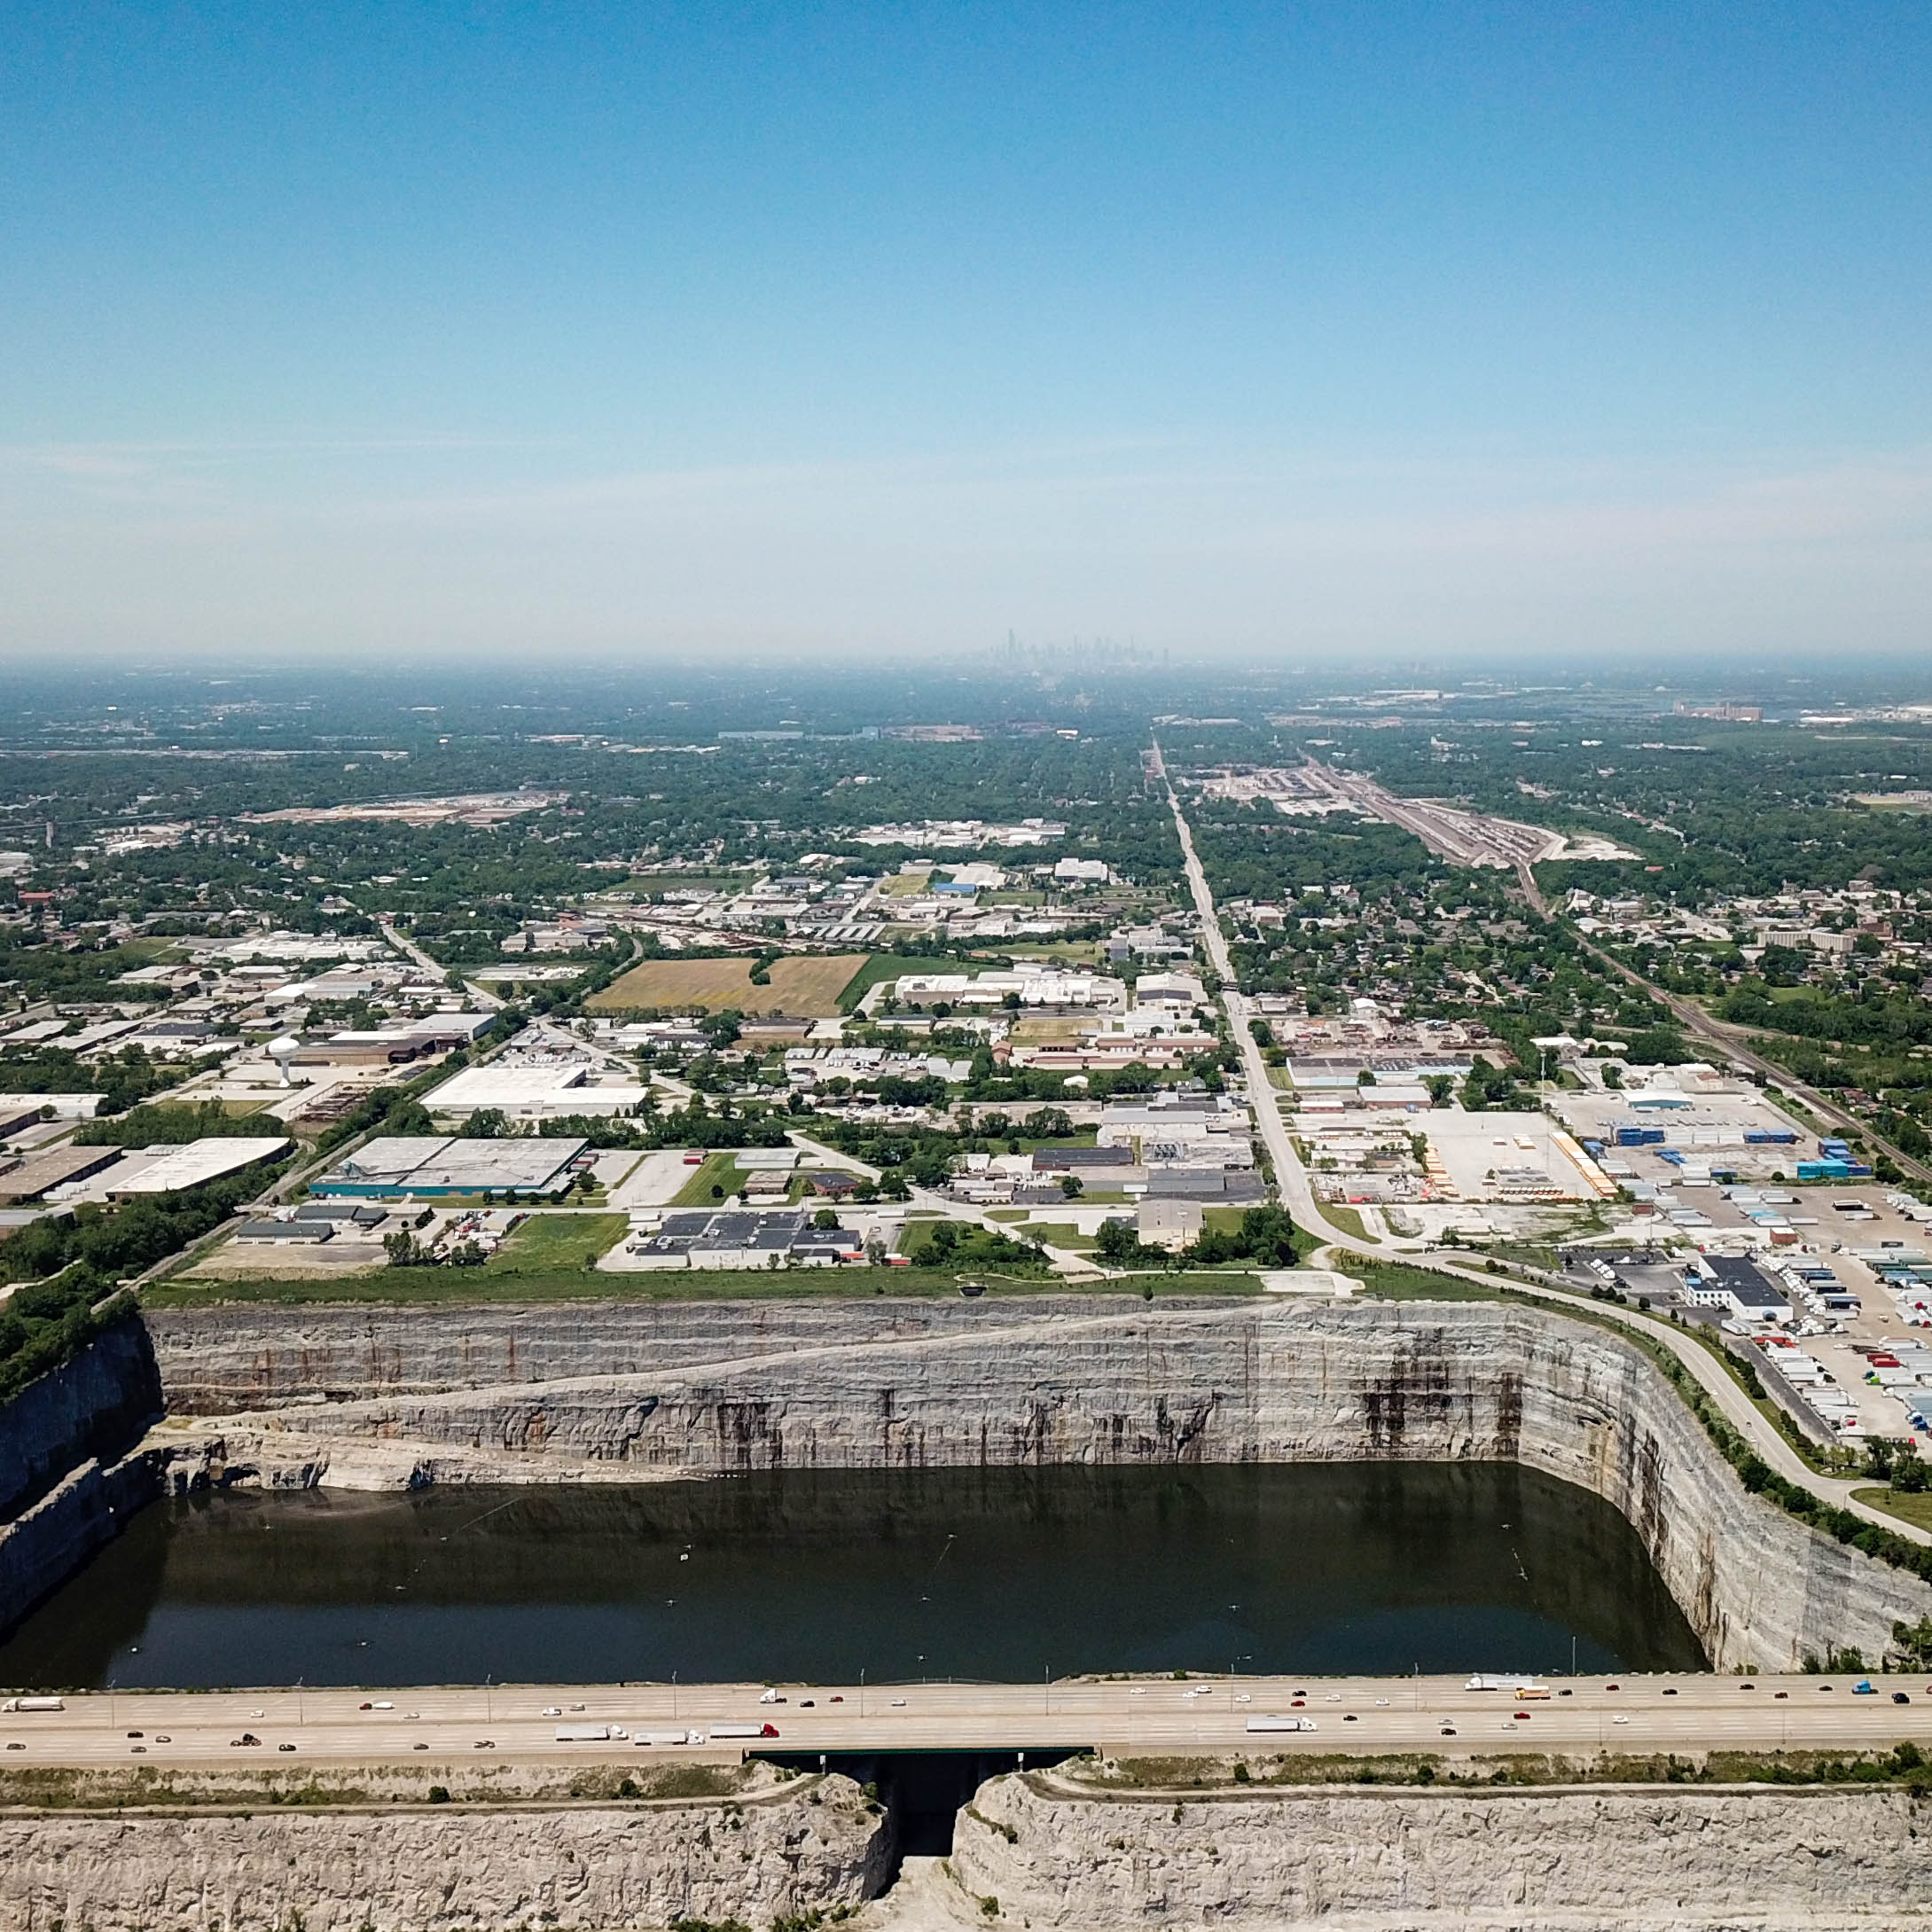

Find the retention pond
[[0, 1463, 1706, 1688]]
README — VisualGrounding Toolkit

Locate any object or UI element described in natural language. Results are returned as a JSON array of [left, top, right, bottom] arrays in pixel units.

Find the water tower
[[269, 1035, 301, 1087]]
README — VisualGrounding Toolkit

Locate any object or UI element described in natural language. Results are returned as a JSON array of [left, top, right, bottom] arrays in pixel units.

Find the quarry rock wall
[[0, 1317, 165, 1639], [152, 1296, 1932, 1671], [0, 1776, 888, 1932], [0, 1312, 160, 1518], [145, 1294, 1198, 1412], [948, 1771, 1932, 1931]]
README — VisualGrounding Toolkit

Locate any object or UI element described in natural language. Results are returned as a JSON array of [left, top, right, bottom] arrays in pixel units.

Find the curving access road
[[1158, 752, 1928, 1548]]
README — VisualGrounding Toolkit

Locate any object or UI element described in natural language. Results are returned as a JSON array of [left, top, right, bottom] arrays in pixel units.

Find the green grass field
[[1314, 1203, 1374, 1242], [1351, 1260, 1509, 1302], [672, 1153, 751, 1207], [1029, 1221, 1099, 1252], [1850, 1486, 1932, 1534], [484, 1212, 628, 1273]]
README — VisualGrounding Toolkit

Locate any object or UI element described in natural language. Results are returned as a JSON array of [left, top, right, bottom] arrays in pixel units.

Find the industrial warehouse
[[311, 1134, 591, 1200]]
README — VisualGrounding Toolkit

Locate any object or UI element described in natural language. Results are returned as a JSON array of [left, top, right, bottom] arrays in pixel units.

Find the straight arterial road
[[1156, 750, 1928, 1547], [7, 1673, 1928, 1770], [1158, 748, 1323, 1234]]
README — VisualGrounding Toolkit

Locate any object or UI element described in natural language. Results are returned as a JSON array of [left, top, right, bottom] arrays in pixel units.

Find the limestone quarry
[[947, 1767, 1932, 1930], [7, 1289, 1932, 1932], [130, 1293, 1932, 1670]]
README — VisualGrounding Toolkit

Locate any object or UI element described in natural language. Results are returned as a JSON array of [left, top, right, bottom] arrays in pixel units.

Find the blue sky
[[4, 2, 1931, 661]]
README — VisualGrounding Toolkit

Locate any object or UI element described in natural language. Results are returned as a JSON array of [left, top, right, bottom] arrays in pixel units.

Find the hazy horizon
[[6, 4, 1932, 663]]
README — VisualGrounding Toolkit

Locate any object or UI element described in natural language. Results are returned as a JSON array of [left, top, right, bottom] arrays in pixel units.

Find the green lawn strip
[[1078, 1746, 1932, 1791], [1316, 1204, 1373, 1243], [1029, 1222, 1099, 1252], [141, 1268, 1265, 1308], [672, 1153, 750, 1207], [1852, 1486, 1932, 1535], [483, 1212, 629, 1273], [1354, 1261, 1510, 1302]]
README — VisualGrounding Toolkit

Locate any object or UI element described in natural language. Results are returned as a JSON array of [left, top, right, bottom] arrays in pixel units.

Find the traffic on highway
[[4, 1674, 1928, 1769]]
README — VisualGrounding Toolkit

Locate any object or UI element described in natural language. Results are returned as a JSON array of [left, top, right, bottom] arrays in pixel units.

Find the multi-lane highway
[[5, 1674, 1928, 1769]]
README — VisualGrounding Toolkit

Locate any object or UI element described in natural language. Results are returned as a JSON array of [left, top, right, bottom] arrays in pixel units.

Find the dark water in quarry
[[0, 1463, 1706, 1689]]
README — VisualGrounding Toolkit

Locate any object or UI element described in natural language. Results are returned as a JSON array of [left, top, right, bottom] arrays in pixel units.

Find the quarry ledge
[[949, 1769, 1932, 1931], [0, 1765, 889, 1932]]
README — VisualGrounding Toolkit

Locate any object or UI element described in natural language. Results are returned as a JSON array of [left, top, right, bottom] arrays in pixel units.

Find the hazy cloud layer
[[3, 438, 1929, 664]]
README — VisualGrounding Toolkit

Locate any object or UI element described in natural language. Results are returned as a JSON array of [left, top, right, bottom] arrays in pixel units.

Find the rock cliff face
[[0, 1317, 165, 1638], [0, 1775, 887, 1932], [947, 1772, 1932, 1930], [145, 1295, 1201, 1412], [0, 1445, 160, 1638], [0, 1313, 160, 1518], [162, 1297, 1932, 1670]]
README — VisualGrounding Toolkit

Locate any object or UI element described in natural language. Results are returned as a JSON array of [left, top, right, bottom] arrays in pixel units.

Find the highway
[[6, 1673, 1928, 1769]]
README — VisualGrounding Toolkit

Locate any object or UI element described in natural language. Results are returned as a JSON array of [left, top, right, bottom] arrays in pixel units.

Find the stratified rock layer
[[151, 1297, 1932, 1670], [0, 1776, 887, 1932], [948, 1771, 1932, 1930]]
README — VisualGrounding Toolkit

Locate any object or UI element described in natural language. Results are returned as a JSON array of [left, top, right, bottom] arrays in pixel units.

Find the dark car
[[1893, 1692, 1912, 1706]]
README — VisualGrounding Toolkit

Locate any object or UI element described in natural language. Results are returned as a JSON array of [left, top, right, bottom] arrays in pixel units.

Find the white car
[[890, 1699, 908, 1709]]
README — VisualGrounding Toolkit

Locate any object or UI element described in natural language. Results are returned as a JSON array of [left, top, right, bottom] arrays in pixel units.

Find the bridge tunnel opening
[[755, 1747, 1083, 1879]]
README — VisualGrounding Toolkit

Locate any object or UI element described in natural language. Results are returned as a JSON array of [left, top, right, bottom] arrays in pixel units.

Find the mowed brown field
[[587, 953, 870, 1017]]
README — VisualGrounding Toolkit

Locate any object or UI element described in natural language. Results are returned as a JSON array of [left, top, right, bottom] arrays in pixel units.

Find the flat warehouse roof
[[316, 1135, 588, 1194], [331, 1136, 456, 1181], [0, 1144, 122, 1201], [106, 1137, 290, 1194], [426, 1066, 589, 1106]]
